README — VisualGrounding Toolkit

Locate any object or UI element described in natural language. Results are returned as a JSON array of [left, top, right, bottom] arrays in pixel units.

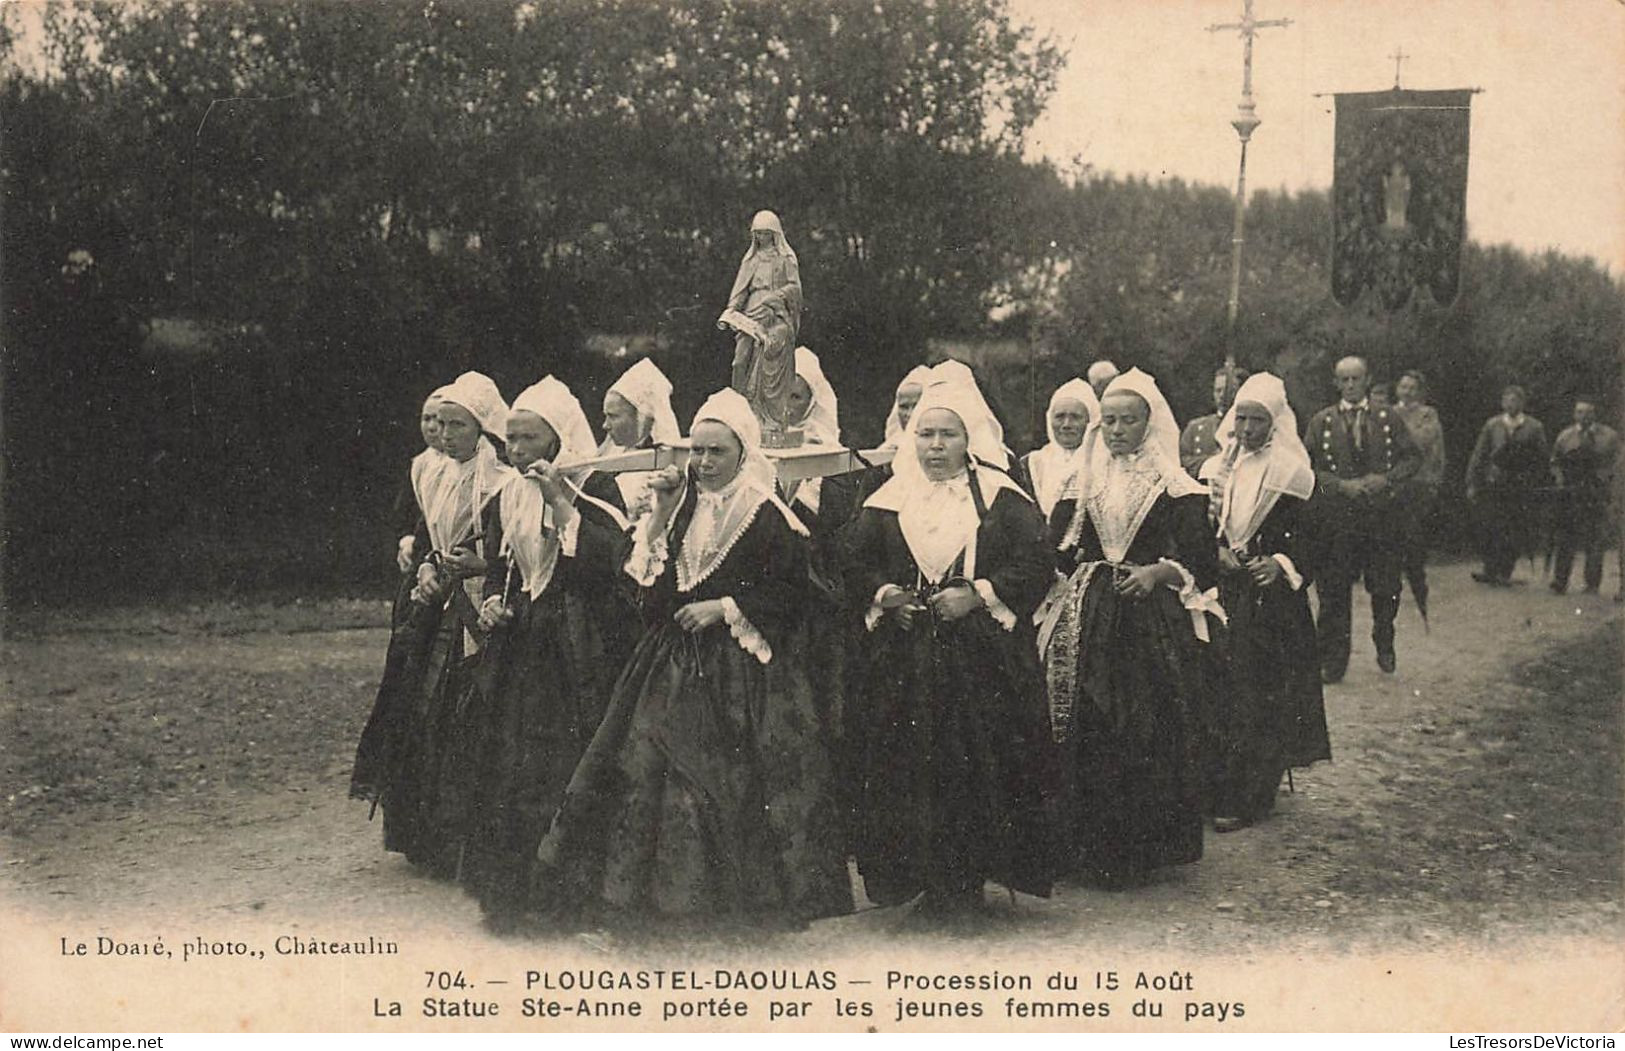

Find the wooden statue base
[[758, 423, 804, 449]]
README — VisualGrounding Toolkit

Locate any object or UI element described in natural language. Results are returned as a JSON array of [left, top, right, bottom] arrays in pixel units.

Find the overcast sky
[[1013, 0, 1625, 275]]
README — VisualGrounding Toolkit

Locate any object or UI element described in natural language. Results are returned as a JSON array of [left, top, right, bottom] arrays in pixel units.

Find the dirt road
[[4, 561, 1621, 962]]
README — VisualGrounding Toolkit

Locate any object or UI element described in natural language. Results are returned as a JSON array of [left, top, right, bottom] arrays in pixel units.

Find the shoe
[[1376, 651, 1396, 673], [1472, 571, 1496, 584], [1582, 586, 1599, 595], [1320, 667, 1344, 685], [1213, 816, 1250, 833], [1549, 581, 1568, 595]]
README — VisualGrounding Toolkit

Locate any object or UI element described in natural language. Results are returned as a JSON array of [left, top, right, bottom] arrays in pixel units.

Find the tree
[[1, 0, 1067, 598]]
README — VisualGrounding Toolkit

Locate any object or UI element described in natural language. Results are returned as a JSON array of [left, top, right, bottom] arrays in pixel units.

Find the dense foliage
[[2, 0, 1618, 600]]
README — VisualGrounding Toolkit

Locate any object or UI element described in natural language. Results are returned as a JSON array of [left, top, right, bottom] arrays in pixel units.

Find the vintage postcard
[[2, 0, 1621, 1035]]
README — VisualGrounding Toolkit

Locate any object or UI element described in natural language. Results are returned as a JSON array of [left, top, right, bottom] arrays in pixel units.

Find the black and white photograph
[[2, 0, 1621, 1036]]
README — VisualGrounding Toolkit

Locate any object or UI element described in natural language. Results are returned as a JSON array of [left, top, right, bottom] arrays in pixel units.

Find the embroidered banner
[[1331, 89, 1473, 310]]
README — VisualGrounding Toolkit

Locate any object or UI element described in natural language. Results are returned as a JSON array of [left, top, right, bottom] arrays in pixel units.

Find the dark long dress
[[1046, 490, 1216, 883], [350, 515, 485, 879], [455, 472, 633, 920], [532, 488, 849, 923], [789, 474, 858, 772], [843, 484, 1059, 906], [351, 509, 432, 804], [387, 514, 431, 637], [1211, 496, 1332, 822]]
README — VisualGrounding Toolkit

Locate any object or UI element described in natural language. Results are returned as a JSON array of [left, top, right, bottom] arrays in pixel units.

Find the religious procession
[[346, 188, 1620, 936], [6, 1, 1623, 1035]]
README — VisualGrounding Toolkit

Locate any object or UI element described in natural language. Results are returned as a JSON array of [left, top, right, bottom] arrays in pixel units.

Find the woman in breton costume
[[356, 387, 452, 812], [853, 365, 933, 506], [884, 365, 934, 447], [598, 357, 682, 522], [1022, 377, 1101, 520], [351, 371, 514, 876], [783, 347, 860, 816], [784, 346, 859, 556], [532, 389, 848, 925], [842, 376, 1057, 913], [927, 359, 1028, 491], [1038, 368, 1221, 888], [394, 389, 448, 580], [455, 377, 633, 930], [1197, 373, 1331, 831]]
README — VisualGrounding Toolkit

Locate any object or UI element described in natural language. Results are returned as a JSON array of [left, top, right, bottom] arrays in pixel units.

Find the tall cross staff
[[1207, 0, 1292, 374], [1390, 45, 1409, 89]]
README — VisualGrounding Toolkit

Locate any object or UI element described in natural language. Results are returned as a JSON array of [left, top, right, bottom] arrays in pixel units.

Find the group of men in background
[[1461, 386, 1621, 597]]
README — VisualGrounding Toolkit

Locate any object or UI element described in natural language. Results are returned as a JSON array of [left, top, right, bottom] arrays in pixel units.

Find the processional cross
[[1389, 45, 1409, 88], [1206, 0, 1292, 369], [1207, 0, 1293, 144]]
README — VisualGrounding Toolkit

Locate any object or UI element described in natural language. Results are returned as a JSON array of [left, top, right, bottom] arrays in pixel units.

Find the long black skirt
[[454, 589, 617, 918], [532, 621, 849, 924], [1210, 575, 1331, 822], [849, 612, 1058, 905], [351, 590, 472, 879], [1057, 577, 1207, 880]]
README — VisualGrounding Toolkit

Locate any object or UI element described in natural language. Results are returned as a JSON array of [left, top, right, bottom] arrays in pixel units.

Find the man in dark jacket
[[1464, 384, 1548, 586], [1549, 396, 1620, 595], [1179, 365, 1249, 478], [1303, 355, 1421, 682]]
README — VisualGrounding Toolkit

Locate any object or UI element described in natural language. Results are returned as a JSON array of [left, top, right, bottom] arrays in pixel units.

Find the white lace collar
[[898, 470, 980, 584], [1067, 448, 1165, 563]]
